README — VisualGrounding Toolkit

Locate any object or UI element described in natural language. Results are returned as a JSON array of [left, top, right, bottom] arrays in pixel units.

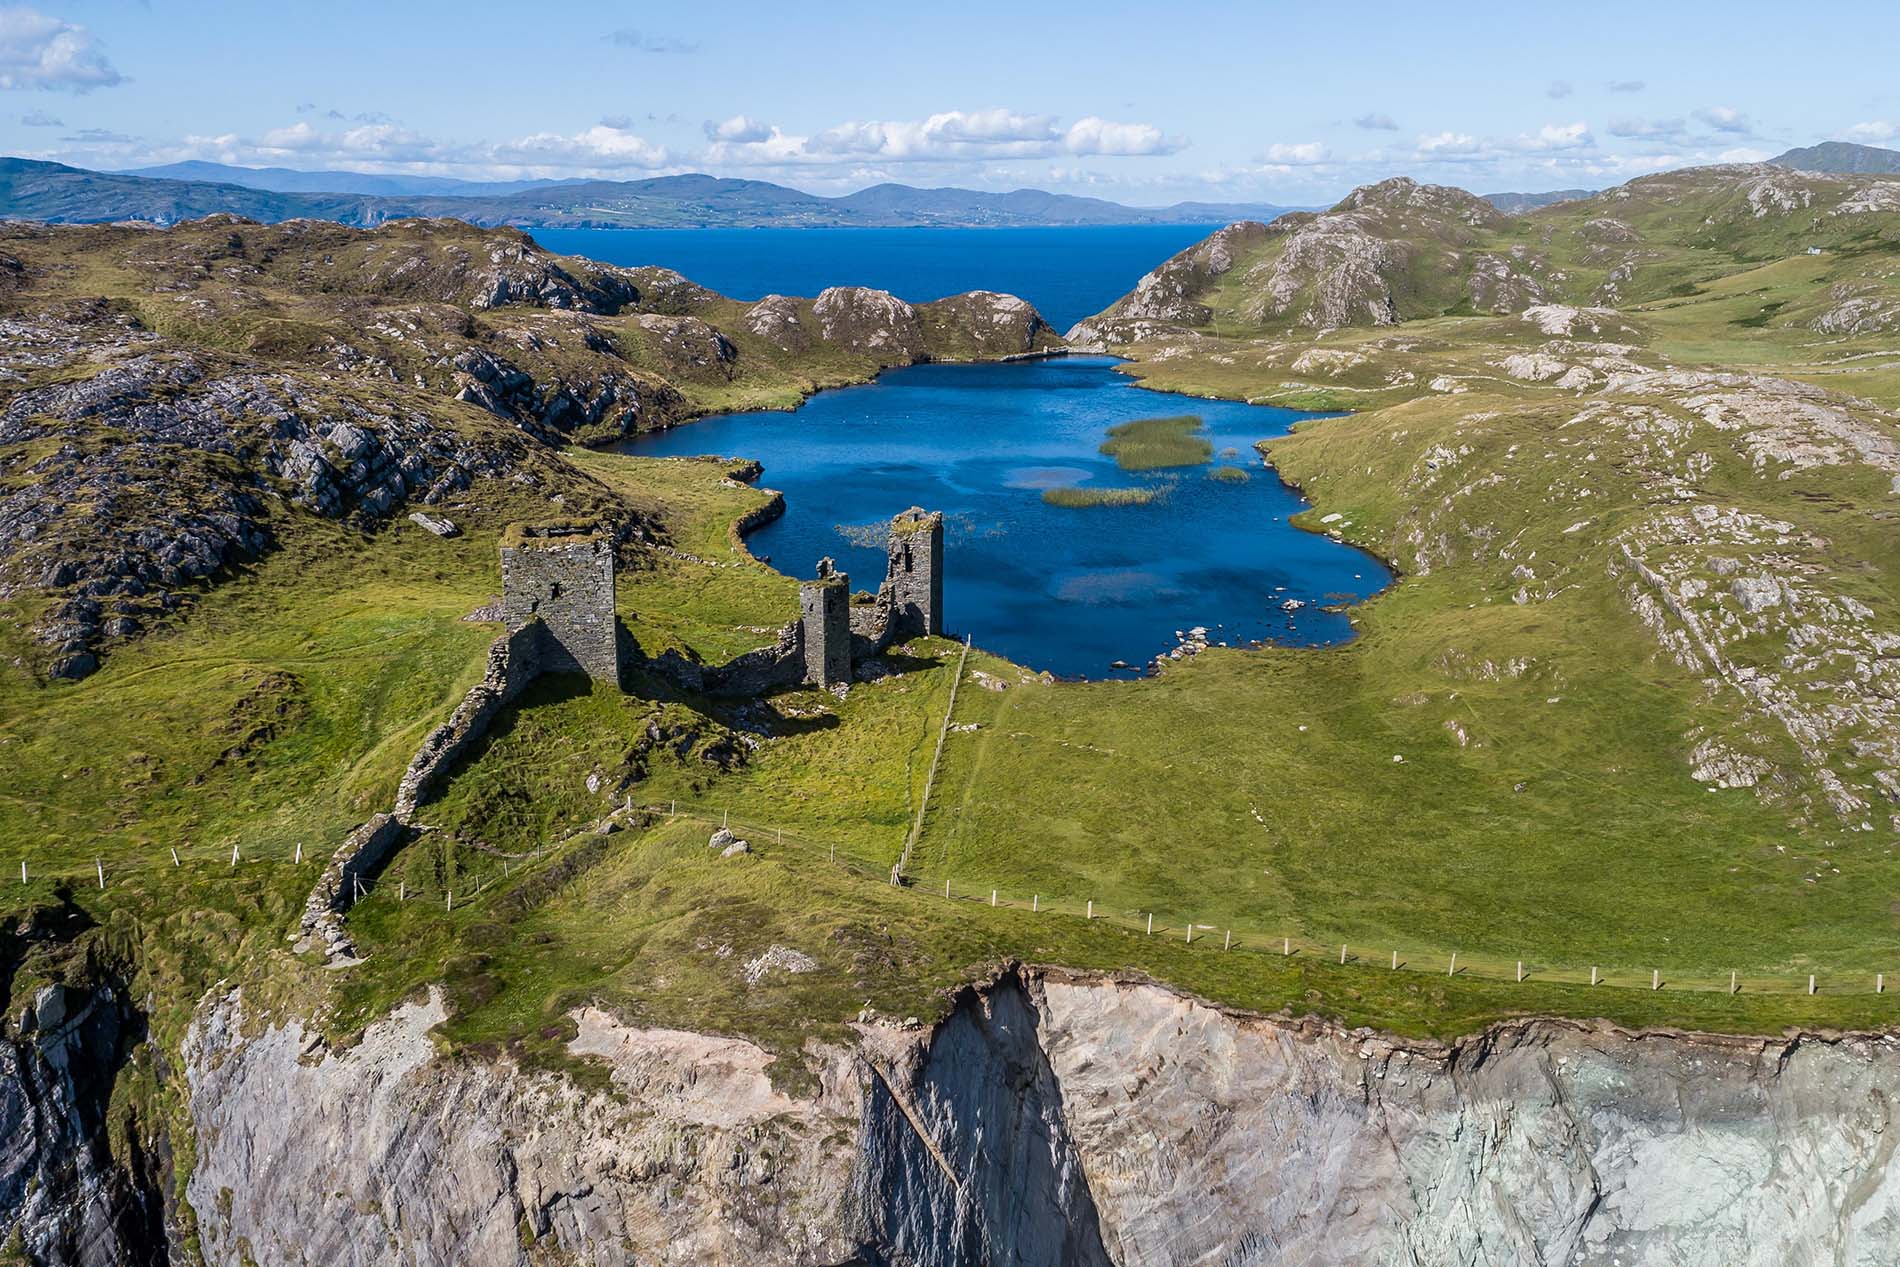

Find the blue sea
[[619, 357, 1389, 678], [530, 225, 1222, 333]]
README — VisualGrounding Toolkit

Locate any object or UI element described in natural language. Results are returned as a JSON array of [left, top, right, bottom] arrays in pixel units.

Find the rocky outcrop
[[917, 290, 1061, 359], [1, 980, 167, 1266], [0, 307, 530, 677], [258, 218, 646, 314], [744, 294, 810, 351], [1066, 221, 1271, 345], [812, 286, 926, 358], [170, 966, 1900, 1266], [1813, 281, 1900, 335], [1072, 179, 1523, 344]]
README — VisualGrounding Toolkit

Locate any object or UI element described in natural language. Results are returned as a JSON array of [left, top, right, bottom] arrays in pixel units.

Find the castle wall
[[500, 530, 618, 684], [886, 509, 944, 639]]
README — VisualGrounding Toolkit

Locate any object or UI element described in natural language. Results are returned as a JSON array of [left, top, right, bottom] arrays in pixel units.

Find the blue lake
[[620, 357, 1391, 678], [531, 225, 1223, 333]]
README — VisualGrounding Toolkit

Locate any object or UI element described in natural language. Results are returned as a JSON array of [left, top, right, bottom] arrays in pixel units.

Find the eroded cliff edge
[[164, 966, 1900, 1266]]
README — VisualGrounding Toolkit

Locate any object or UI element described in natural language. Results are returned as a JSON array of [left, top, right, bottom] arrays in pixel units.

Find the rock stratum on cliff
[[142, 968, 1900, 1265]]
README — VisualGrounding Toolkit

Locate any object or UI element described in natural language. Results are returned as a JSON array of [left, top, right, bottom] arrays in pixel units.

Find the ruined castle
[[483, 509, 943, 697], [707, 506, 947, 694], [498, 522, 620, 684]]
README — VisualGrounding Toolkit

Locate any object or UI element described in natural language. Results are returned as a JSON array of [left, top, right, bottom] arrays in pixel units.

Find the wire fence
[[11, 801, 1897, 1001], [654, 802, 1898, 1002]]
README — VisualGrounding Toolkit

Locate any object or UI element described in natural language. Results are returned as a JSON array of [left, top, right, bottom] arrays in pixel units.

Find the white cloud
[[1693, 105, 1752, 134], [1608, 80, 1645, 93], [603, 28, 697, 54], [1353, 112, 1398, 131], [1718, 146, 1772, 163], [1519, 122, 1593, 152], [19, 106, 60, 125], [489, 125, 671, 170], [718, 108, 1184, 165], [1417, 131, 1482, 155], [1842, 120, 1899, 143], [1547, 80, 1574, 100], [704, 114, 772, 144], [0, 6, 124, 92], [256, 120, 446, 165], [1262, 141, 1328, 164], [1064, 116, 1184, 156]]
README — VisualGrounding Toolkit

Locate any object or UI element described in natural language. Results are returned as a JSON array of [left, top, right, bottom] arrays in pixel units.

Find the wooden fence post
[[1146, 913, 1153, 935], [1185, 923, 1192, 944], [1730, 970, 1737, 995], [447, 890, 453, 913], [294, 841, 302, 864], [1809, 974, 1817, 996], [991, 889, 997, 907], [1592, 966, 1599, 986], [96, 859, 104, 889], [1283, 937, 1290, 957], [230, 844, 240, 868], [1652, 969, 1660, 991], [1392, 950, 1398, 970], [1086, 899, 1092, 920], [1032, 895, 1038, 912], [1225, 930, 1232, 951], [171, 847, 180, 867], [1516, 961, 1524, 983], [1448, 952, 1456, 977], [1339, 944, 1347, 965]]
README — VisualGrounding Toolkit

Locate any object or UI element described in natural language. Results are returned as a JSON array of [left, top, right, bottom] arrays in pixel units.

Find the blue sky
[[2, 0, 1895, 203]]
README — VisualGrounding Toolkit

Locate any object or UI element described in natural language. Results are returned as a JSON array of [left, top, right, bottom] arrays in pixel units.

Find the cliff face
[[1, 982, 167, 1267], [131, 968, 1900, 1266]]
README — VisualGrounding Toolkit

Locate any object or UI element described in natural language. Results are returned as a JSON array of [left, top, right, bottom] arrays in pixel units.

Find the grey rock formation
[[1, 980, 166, 1266]]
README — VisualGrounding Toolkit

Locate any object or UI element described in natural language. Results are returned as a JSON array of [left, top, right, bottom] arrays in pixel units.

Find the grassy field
[[4, 422, 1898, 1100]]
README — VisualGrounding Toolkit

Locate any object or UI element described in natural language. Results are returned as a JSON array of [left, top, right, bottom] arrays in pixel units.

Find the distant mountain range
[[116, 161, 589, 198], [1480, 188, 1595, 213], [14, 152, 1859, 233], [1770, 141, 1900, 174], [0, 158, 1304, 229]]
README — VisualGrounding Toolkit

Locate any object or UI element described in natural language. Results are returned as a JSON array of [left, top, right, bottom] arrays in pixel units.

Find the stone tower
[[800, 558, 852, 688], [499, 523, 619, 685], [885, 507, 943, 638]]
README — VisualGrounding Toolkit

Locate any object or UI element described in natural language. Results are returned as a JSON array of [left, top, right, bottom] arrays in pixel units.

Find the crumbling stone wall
[[500, 524, 618, 684], [395, 620, 544, 817], [800, 560, 851, 688], [297, 814, 410, 961]]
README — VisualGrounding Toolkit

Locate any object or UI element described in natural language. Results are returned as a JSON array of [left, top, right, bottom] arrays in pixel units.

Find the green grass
[[1041, 484, 1164, 508], [1209, 464, 1251, 483], [1099, 415, 1213, 470]]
